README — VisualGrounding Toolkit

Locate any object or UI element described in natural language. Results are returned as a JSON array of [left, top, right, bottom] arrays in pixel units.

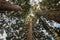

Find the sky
[[30, 0, 42, 6]]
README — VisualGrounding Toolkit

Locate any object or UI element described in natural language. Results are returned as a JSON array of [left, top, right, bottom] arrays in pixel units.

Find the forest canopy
[[0, 0, 60, 40]]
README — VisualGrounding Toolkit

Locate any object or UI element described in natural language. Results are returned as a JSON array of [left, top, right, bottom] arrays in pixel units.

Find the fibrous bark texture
[[43, 10, 60, 23], [0, 0, 22, 12]]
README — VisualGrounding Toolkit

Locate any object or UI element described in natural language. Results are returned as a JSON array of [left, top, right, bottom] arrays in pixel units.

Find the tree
[[0, 0, 60, 40], [37, 0, 60, 23], [0, 0, 23, 12]]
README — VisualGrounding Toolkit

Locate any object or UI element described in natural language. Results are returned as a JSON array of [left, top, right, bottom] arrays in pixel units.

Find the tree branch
[[0, 0, 23, 12]]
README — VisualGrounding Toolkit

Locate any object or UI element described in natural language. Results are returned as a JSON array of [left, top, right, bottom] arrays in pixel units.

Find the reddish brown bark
[[27, 18, 33, 40], [44, 10, 60, 23], [37, 10, 60, 23], [0, 0, 23, 12]]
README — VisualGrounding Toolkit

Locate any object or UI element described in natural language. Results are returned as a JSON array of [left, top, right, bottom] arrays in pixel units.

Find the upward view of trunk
[[0, 0, 23, 12], [27, 18, 33, 40]]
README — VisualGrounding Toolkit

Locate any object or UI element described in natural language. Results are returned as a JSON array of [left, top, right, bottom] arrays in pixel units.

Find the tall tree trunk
[[27, 18, 33, 40]]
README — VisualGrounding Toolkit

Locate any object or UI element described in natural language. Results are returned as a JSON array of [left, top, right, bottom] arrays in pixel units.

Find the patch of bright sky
[[47, 20, 60, 28], [51, 36, 55, 40], [30, 9, 35, 17], [11, 20, 16, 24], [29, 0, 42, 17], [46, 20, 60, 28], [36, 19, 39, 24], [41, 16, 60, 28], [41, 27, 55, 40], [6, 0, 9, 1], [53, 22, 60, 28], [30, 0, 42, 6], [0, 29, 7, 40], [59, 1, 60, 3]]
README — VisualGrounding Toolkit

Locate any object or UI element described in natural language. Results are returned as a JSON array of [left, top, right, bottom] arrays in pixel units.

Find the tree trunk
[[27, 18, 33, 40]]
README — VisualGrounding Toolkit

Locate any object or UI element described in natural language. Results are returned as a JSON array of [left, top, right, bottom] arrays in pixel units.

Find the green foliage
[[39, 0, 60, 10], [1, 0, 60, 40], [8, 0, 31, 18]]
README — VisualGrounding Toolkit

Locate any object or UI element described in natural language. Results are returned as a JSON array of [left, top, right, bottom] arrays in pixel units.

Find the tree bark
[[27, 18, 33, 40], [44, 10, 60, 23], [37, 10, 60, 23], [0, 0, 23, 12]]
